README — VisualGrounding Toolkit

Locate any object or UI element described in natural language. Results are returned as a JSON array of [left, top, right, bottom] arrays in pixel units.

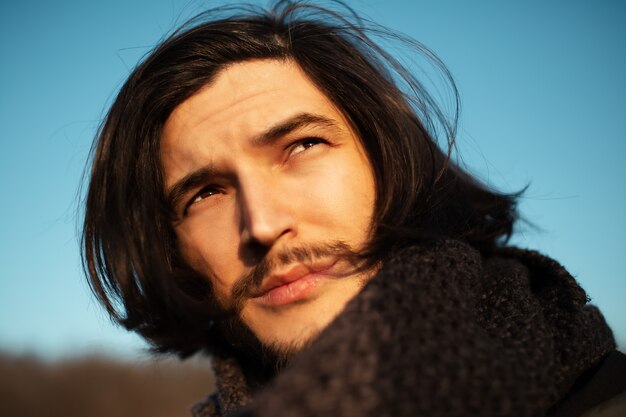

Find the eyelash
[[184, 186, 221, 214], [287, 136, 328, 157]]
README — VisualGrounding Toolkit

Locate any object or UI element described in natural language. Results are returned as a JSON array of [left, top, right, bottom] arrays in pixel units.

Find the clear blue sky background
[[1, 0, 624, 359]]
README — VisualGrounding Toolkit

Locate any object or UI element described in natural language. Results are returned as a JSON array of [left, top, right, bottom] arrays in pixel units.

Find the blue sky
[[1, 0, 624, 359]]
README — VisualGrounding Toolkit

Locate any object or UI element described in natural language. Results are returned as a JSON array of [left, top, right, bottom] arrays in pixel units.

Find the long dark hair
[[82, 1, 519, 356]]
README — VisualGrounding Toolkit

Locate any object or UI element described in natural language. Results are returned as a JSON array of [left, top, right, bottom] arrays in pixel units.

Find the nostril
[[243, 238, 271, 264]]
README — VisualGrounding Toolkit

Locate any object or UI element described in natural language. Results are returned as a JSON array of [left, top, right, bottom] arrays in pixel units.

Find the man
[[82, 2, 626, 416]]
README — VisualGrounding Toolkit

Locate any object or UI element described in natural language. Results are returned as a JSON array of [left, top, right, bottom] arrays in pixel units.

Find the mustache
[[229, 241, 355, 311]]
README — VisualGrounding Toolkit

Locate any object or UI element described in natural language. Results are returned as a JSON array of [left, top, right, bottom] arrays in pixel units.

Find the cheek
[[296, 155, 375, 237], [174, 212, 242, 299]]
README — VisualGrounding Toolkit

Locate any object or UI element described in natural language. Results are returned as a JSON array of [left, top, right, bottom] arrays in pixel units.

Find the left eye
[[289, 137, 326, 157]]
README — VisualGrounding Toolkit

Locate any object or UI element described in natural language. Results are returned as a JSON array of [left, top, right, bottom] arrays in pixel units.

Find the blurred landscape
[[0, 351, 214, 417]]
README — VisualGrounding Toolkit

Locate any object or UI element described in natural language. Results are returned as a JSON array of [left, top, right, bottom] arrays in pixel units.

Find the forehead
[[161, 59, 347, 155]]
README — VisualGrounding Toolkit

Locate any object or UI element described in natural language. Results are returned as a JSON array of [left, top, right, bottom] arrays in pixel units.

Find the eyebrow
[[165, 167, 217, 215], [251, 112, 339, 146], [165, 112, 341, 213]]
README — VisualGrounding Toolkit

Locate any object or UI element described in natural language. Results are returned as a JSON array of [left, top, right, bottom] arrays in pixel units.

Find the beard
[[215, 312, 318, 379], [212, 240, 361, 374]]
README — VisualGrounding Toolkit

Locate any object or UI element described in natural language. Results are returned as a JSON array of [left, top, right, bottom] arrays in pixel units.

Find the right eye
[[185, 186, 220, 213]]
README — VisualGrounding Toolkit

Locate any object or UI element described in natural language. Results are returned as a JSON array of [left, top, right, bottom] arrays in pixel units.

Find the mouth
[[250, 260, 340, 307]]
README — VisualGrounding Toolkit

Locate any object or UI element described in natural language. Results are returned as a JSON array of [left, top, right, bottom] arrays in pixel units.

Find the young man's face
[[161, 59, 377, 352]]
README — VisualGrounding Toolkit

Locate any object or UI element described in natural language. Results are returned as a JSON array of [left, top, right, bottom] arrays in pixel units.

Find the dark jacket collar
[[194, 240, 618, 417]]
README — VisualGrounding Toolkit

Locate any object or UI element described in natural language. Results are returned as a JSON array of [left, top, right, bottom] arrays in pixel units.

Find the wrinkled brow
[[166, 167, 216, 215], [165, 112, 342, 214]]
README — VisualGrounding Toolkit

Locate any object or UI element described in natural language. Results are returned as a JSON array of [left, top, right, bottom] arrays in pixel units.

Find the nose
[[238, 173, 295, 249]]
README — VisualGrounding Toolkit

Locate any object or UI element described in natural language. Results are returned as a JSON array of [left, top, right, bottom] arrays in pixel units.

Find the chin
[[247, 311, 329, 355], [245, 276, 368, 350]]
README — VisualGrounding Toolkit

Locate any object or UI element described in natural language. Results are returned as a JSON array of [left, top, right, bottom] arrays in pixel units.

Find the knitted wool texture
[[192, 240, 615, 417]]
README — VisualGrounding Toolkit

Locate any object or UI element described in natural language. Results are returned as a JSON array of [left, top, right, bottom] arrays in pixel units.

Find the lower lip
[[252, 274, 325, 307]]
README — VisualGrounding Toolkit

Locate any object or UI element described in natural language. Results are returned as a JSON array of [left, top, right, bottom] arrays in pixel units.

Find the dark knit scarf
[[192, 240, 616, 417]]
